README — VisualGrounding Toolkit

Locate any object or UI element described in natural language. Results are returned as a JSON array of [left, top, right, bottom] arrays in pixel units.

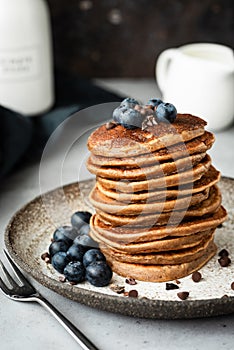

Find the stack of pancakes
[[87, 113, 227, 282]]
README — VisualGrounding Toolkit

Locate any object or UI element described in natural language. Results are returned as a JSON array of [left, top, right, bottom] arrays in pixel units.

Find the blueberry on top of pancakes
[[146, 98, 163, 108], [155, 102, 177, 123], [113, 105, 143, 129], [120, 97, 139, 108]]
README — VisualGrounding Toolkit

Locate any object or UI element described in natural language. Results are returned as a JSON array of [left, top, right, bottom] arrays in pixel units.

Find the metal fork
[[0, 249, 99, 350]]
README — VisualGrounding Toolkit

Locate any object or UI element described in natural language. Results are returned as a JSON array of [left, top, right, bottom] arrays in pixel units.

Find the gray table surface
[[0, 79, 234, 350]]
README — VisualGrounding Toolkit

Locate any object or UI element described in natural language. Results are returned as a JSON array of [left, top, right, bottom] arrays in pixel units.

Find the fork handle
[[34, 295, 99, 350]]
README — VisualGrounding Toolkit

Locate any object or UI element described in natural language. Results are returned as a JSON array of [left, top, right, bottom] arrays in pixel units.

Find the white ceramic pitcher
[[156, 43, 234, 130]]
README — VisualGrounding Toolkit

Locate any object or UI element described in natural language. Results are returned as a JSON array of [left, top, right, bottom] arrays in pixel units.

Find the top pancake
[[87, 114, 207, 157]]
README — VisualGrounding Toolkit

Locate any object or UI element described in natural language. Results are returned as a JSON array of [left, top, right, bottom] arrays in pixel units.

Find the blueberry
[[147, 98, 163, 108], [120, 97, 139, 108], [51, 252, 70, 273], [53, 226, 77, 245], [64, 261, 85, 283], [67, 244, 87, 261], [49, 241, 70, 257], [71, 211, 92, 230], [73, 234, 99, 249], [85, 261, 112, 287], [113, 105, 128, 124], [83, 249, 106, 268], [120, 108, 143, 129], [79, 223, 90, 236], [155, 102, 177, 123]]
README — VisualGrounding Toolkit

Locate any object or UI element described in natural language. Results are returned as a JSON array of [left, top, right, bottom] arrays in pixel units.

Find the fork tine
[[0, 275, 11, 295], [3, 250, 34, 289], [0, 259, 19, 289]]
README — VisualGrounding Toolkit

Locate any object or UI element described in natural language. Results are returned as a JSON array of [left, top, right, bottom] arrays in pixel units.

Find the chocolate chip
[[128, 290, 138, 298], [41, 252, 50, 261], [221, 294, 228, 299], [166, 283, 179, 290], [125, 277, 137, 285], [218, 256, 231, 267], [106, 121, 117, 130], [177, 291, 189, 300], [217, 224, 223, 229], [110, 284, 125, 294], [231, 282, 234, 290], [218, 249, 229, 257], [192, 271, 202, 282]]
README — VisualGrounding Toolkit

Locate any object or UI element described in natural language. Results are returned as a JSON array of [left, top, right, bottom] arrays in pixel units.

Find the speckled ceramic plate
[[4, 177, 234, 319]]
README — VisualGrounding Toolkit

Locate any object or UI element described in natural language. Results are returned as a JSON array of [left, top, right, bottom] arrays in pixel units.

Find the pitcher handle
[[155, 49, 178, 93]]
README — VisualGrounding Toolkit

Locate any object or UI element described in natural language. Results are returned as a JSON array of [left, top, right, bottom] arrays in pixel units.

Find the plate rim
[[4, 176, 234, 319]]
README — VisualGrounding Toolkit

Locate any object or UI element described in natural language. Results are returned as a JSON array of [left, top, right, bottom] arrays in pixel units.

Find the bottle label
[[0, 47, 40, 81]]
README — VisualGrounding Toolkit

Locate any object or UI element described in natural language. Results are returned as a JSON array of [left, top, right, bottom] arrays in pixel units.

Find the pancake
[[91, 229, 215, 254], [96, 165, 220, 202], [87, 152, 206, 181], [100, 233, 214, 265], [87, 114, 207, 157], [97, 154, 211, 193], [89, 131, 215, 167], [90, 206, 227, 243], [96, 185, 221, 227], [90, 185, 210, 216], [104, 241, 217, 282], [96, 181, 168, 203]]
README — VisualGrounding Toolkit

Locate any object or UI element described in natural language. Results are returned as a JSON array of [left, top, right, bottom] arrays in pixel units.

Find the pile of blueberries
[[113, 97, 177, 129], [45, 211, 112, 287]]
